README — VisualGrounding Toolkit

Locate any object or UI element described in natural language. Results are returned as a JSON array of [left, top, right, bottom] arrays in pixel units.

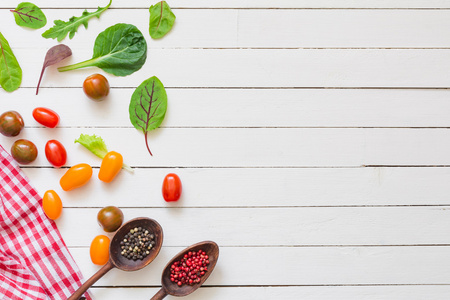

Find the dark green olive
[[0, 111, 24, 137], [11, 139, 38, 164]]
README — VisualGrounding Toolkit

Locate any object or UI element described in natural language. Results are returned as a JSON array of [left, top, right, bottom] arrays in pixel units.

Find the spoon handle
[[150, 288, 168, 300], [67, 260, 115, 300]]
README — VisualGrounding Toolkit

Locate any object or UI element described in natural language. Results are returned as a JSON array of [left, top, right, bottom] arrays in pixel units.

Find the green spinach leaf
[[149, 1, 176, 39], [0, 32, 22, 92], [58, 23, 147, 77], [42, 0, 111, 42], [11, 2, 47, 29], [129, 76, 167, 156]]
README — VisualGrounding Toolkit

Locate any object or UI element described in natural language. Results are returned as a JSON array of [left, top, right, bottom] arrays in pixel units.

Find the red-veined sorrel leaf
[[11, 2, 47, 29], [0, 32, 22, 92], [129, 76, 167, 156]]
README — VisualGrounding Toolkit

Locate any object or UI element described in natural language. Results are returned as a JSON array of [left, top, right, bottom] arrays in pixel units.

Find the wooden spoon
[[68, 217, 163, 300], [150, 241, 219, 300]]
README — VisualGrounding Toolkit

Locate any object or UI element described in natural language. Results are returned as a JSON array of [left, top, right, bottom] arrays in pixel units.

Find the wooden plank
[[89, 286, 450, 300], [22, 167, 450, 207], [2, 1, 450, 9], [69, 246, 450, 286], [2, 128, 450, 167], [5, 49, 450, 89], [3, 9, 450, 48], [57, 207, 450, 247], [6, 89, 450, 128]]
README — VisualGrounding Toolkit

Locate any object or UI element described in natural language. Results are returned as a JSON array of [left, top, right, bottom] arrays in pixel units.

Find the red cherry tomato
[[162, 173, 182, 202], [32, 107, 59, 128], [45, 140, 67, 168]]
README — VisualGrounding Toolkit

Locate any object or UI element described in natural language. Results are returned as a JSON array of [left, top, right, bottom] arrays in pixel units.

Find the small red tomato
[[42, 190, 63, 220], [45, 140, 67, 168], [83, 74, 110, 101], [162, 173, 182, 202], [32, 107, 59, 128], [90, 235, 110, 265]]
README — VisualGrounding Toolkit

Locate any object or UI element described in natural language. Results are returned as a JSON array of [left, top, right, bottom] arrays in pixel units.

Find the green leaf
[[149, 1, 176, 39], [75, 134, 109, 159], [42, 0, 112, 42], [58, 23, 147, 77], [75, 133, 133, 172], [11, 2, 47, 29], [129, 76, 167, 156], [0, 32, 22, 92]]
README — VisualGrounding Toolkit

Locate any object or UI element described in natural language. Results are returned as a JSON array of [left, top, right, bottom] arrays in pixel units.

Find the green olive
[[0, 111, 24, 137], [11, 139, 38, 164], [97, 206, 124, 232]]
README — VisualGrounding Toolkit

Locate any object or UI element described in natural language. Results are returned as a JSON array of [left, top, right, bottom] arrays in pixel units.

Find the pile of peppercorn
[[120, 227, 155, 261], [170, 250, 210, 286]]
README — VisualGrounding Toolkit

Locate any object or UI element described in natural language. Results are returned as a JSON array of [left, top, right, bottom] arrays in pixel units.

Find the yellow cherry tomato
[[90, 235, 110, 265], [98, 151, 123, 183], [42, 190, 63, 220], [60, 163, 93, 191]]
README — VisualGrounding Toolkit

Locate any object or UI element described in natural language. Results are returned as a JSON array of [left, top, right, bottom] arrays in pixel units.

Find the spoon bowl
[[110, 217, 163, 271], [68, 217, 163, 300], [150, 241, 219, 300]]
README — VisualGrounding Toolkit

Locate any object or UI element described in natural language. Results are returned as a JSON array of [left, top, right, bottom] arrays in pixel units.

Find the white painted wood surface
[[1, 1, 449, 299]]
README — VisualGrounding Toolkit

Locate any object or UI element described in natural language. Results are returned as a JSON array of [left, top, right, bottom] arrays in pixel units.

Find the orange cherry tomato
[[162, 173, 182, 202], [60, 163, 93, 191], [42, 190, 63, 220], [90, 235, 110, 265], [98, 151, 123, 183]]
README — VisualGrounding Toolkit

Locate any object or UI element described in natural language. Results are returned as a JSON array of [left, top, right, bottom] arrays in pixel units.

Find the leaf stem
[[122, 163, 134, 173], [58, 57, 99, 72], [144, 132, 153, 156]]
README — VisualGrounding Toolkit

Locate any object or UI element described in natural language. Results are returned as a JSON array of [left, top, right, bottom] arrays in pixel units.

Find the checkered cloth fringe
[[0, 145, 91, 300]]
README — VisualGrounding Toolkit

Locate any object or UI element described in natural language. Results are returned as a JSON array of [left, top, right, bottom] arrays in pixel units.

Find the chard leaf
[[11, 2, 47, 29], [0, 32, 22, 92], [36, 44, 72, 95], [149, 1, 176, 39], [58, 23, 147, 77], [42, 0, 112, 42], [129, 76, 167, 156], [75, 134, 133, 172]]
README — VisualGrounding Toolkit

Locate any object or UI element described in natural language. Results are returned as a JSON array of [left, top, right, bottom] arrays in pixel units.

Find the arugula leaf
[[58, 23, 147, 77], [75, 134, 133, 172], [0, 32, 22, 92], [42, 0, 112, 42], [11, 2, 47, 29], [149, 1, 176, 39], [129, 76, 167, 156]]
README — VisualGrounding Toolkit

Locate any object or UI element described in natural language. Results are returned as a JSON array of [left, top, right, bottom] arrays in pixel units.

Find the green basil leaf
[[0, 32, 22, 92], [42, 0, 111, 42], [11, 2, 47, 29], [58, 23, 147, 77], [149, 1, 176, 39], [129, 76, 167, 156]]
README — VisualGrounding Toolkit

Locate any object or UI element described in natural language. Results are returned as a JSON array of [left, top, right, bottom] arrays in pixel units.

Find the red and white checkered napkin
[[0, 145, 92, 300]]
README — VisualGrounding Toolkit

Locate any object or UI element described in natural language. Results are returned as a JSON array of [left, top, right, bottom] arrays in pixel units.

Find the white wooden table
[[2, 0, 450, 299]]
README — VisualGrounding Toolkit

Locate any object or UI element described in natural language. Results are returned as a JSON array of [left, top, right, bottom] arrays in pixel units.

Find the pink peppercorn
[[169, 249, 210, 287]]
